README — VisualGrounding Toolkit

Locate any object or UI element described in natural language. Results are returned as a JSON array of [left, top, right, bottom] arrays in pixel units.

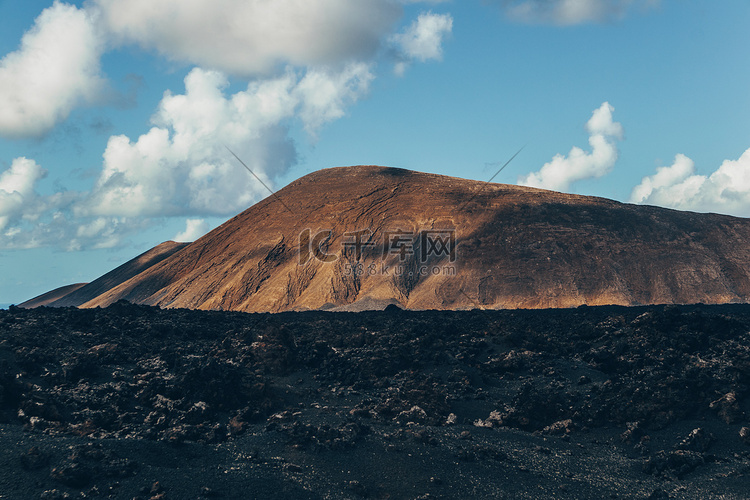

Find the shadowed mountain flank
[[23, 241, 189, 308], [30, 166, 750, 311], [19, 283, 88, 308]]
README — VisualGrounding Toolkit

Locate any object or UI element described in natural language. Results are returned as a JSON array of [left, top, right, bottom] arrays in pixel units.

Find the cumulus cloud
[[390, 11, 453, 76], [295, 63, 374, 135], [81, 63, 372, 219], [174, 219, 210, 242], [0, 157, 132, 250], [629, 154, 696, 205], [93, 0, 401, 76], [0, 158, 46, 231], [0, 0, 449, 141], [498, 0, 659, 25], [0, 2, 105, 138], [630, 149, 750, 216], [518, 102, 623, 192]]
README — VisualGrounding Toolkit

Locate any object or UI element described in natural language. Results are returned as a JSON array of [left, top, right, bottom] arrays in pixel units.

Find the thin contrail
[[485, 144, 526, 184], [224, 145, 295, 214], [457, 144, 526, 212]]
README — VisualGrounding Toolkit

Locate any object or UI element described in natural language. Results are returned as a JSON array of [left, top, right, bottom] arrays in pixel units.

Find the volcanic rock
[[740, 426, 750, 445], [2, 303, 750, 498]]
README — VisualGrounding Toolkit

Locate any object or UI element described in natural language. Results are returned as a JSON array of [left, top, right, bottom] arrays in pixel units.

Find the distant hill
[[24, 166, 750, 311], [18, 283, 88, 308], [21, 241, 188, 308]]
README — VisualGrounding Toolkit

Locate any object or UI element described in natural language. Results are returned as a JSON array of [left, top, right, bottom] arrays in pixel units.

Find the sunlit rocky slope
[[23, 166, 750, 311]]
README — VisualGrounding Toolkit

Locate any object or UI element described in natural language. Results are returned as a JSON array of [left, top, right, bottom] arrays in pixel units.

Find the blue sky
[[0, 0, 748, 305]]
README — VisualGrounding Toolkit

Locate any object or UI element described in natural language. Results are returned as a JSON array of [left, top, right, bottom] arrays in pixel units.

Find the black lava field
[[1, 303, 750, 499]]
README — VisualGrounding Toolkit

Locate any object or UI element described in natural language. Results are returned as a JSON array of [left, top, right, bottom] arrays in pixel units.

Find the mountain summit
[[24, 166, 750, 311]]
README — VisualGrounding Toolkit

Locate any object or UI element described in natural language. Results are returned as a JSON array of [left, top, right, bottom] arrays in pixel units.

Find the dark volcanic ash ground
[[1, 303, 750, 499]]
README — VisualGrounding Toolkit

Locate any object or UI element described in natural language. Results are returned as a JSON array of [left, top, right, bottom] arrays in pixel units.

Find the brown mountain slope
[[78, 165, 750, 311], [19, 283, 88, 308], [37, 241, 189, 308]]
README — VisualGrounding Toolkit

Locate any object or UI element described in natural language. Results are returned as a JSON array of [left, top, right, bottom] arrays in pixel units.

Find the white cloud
[[0, 157, 131, 250], [81, 63, 372, 219], [518, 102, 623, 192], [629, 153, 696, 205], [499, 0, 659, 25], [0, 158, 46, 231], [81, 69, 292, 218], [72, 217, 126, 250], [390, 11, 453, 76], [0, 2, 105, 138], [630, 148, 750, 216], [296, 63, 374, 135], [174, 218, 209, 242], [0, 158, 44, 201], [0, 0, 446, 141], [93, 0, 401, 76]]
